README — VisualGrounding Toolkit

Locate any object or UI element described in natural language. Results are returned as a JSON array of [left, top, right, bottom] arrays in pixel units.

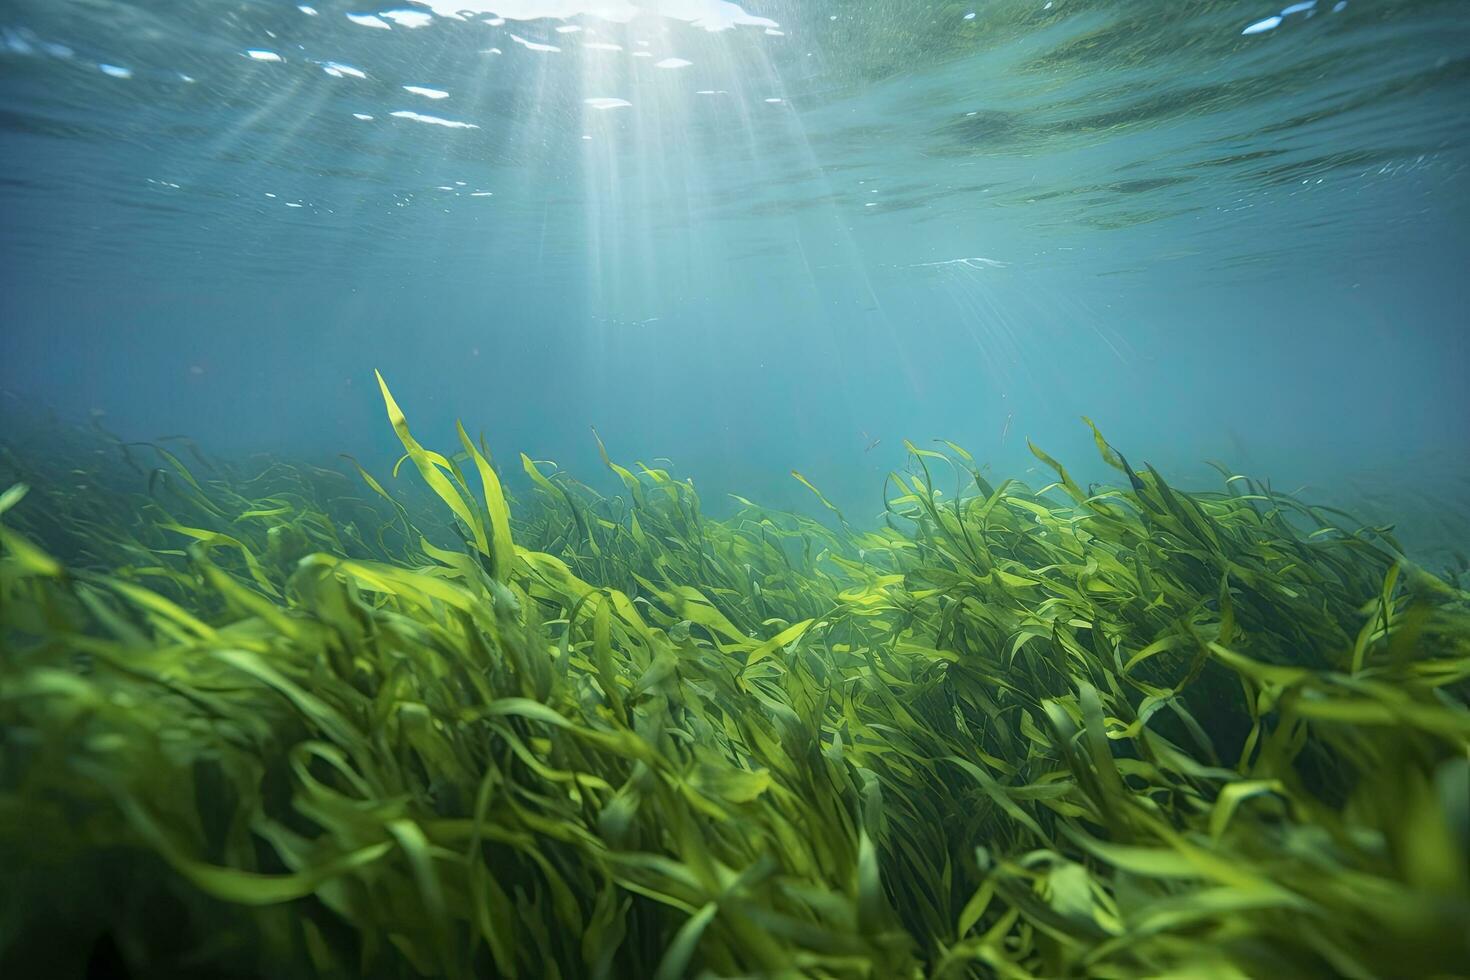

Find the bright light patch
[[381, 9, 434, 28], [585, 96, 632, 109], [410, 1, 777, 32], [655, 57, 692, 68], [322, 61, 367, 78], [99, 63, 132, 78], [1242, 15, 1282, 33], [509, 33, 561, 52], [353, 112, 375, 120], [404, 85, 450, 99], [347, 12, 392, 29], [390, 109, 479, 129]]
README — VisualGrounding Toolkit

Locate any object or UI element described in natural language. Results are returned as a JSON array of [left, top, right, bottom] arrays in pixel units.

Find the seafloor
[[2, 376, 1467, 978]]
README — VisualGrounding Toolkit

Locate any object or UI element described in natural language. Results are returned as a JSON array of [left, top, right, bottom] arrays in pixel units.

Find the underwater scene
[[2, 0, 1469, 977]]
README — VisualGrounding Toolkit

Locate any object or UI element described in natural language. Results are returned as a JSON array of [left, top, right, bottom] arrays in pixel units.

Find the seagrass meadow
[[2, 374, 1467, 980], [5, 0, 1470, 975]]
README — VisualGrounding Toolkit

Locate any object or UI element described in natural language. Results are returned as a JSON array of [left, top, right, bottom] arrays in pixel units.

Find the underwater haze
[[4, 2, 1470, 979], [2, 0, 1468, 527]]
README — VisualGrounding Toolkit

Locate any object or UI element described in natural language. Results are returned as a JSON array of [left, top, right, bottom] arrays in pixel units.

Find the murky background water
[[2, 0, 1467, 554]]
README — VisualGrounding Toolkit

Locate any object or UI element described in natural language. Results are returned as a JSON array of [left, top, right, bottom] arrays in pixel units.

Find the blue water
[[2, 0, 1467, 548]]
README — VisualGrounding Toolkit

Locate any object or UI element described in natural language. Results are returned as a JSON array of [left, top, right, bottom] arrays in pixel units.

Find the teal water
[[1, 0, 1467, 550]]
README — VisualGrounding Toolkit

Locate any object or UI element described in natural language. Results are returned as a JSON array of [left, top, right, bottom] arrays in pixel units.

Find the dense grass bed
[[2, 375, 1467, 979]]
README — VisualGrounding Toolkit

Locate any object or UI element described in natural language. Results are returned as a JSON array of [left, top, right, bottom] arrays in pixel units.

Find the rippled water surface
[[1, 0, 1467, 536]]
